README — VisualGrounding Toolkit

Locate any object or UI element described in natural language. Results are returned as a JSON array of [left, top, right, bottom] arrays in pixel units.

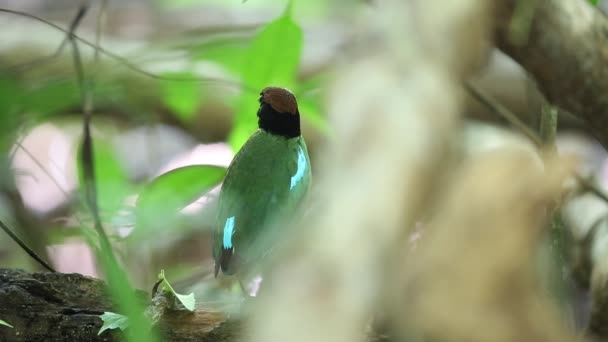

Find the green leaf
[[229, 1, 303, 150], [160, 72, 200, 121], [77, 140, 131, 218], [135, 165, 226, 234], [589, 0, 599, 5], [159, 270, 196, 311], [0, 319, 13, 328], [98, 312, 129, 335]]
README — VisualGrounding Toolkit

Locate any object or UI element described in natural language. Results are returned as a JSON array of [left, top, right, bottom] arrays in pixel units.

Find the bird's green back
[[214, 129, 311, 276]]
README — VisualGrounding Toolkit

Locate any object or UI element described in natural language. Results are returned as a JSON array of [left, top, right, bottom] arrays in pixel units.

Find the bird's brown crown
[[260, 87, 299, 115], [257, 86, 301, 138]]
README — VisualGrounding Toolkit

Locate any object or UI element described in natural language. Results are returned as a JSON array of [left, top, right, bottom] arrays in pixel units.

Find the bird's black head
[[257, 87, 301, 138]]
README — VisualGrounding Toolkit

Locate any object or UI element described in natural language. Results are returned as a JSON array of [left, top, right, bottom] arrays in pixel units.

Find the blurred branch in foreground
[[245, 1, 516, 342], [403, 150, 577, 341]]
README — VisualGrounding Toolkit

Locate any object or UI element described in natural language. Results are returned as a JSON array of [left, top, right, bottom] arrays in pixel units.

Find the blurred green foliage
[[77, 189, 157, 341], [589, 0, 599, 6], [94, 236, 156, 341], [193, 38, 248, 75], [160, 71, 201, 121], [0, 319, 12, 328], [77, 140, 131, 219], [0, 77, 23, 152], [24, 81, 79, 117], [155, 0, 330, 18]]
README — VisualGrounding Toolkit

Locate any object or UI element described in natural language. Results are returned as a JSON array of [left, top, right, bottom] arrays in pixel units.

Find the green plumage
[[214, 129, 311, 277]]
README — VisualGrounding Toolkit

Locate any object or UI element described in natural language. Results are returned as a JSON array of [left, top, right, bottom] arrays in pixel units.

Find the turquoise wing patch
[[222, 216, 236, 249], [290, 146, 308, 190]]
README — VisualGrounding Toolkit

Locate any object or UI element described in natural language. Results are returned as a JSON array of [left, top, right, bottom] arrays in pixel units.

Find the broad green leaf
[[160, 72, 200, 121], [0, 319, 13, 328], [589, 0, 599, 5], [98, 312, 129, 335], [159, 270, 196, 311], [77, 141, 131, 218], [135, 165, 226, 233], [229, 1, 303, 150]]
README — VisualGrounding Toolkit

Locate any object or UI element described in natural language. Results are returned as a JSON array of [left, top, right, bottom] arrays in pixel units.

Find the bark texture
[[495, 0, 608, 149], [0, 269, 236, 342], [494, 1, 608, 339]]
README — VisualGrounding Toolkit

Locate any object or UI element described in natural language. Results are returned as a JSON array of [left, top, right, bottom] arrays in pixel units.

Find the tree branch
[[494, 1, 608, 338], [495, 0, 608, 149]]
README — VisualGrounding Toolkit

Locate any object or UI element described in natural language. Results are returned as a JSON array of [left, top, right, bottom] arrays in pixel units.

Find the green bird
[[213, 86, 312, 285]]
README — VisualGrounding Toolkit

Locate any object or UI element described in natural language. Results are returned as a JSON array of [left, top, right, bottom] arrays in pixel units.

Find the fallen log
[[0, 269, 237, 341]]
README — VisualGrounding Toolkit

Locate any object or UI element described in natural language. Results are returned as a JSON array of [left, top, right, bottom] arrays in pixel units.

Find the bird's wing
[[214, 132, 310, 275]]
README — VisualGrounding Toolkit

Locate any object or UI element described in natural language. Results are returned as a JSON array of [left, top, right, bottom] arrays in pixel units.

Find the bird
[[213, 86, 312, 291]]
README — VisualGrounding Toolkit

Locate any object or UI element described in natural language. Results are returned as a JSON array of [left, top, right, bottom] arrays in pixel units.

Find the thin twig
[[466, 81, 542, 147], [579, 178, 608, 203], [68, 3, 118, 264], [0, 5, 94, 274], [539, 100, 575, 322], [95, 0, 108, 65], [12, 141, 90, 229], [8, 1, 90, 73], [466, 80, 608, 204], [13, 141, 71, 199], [0, 218, 55, 272], [0, 7, 259, 95], [69, 7, 156, 338], [540, 101, 558, 154]]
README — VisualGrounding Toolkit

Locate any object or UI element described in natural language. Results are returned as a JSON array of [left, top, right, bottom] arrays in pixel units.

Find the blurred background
[[0, 0, 337, 288], [1, 0, 608, 340]]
